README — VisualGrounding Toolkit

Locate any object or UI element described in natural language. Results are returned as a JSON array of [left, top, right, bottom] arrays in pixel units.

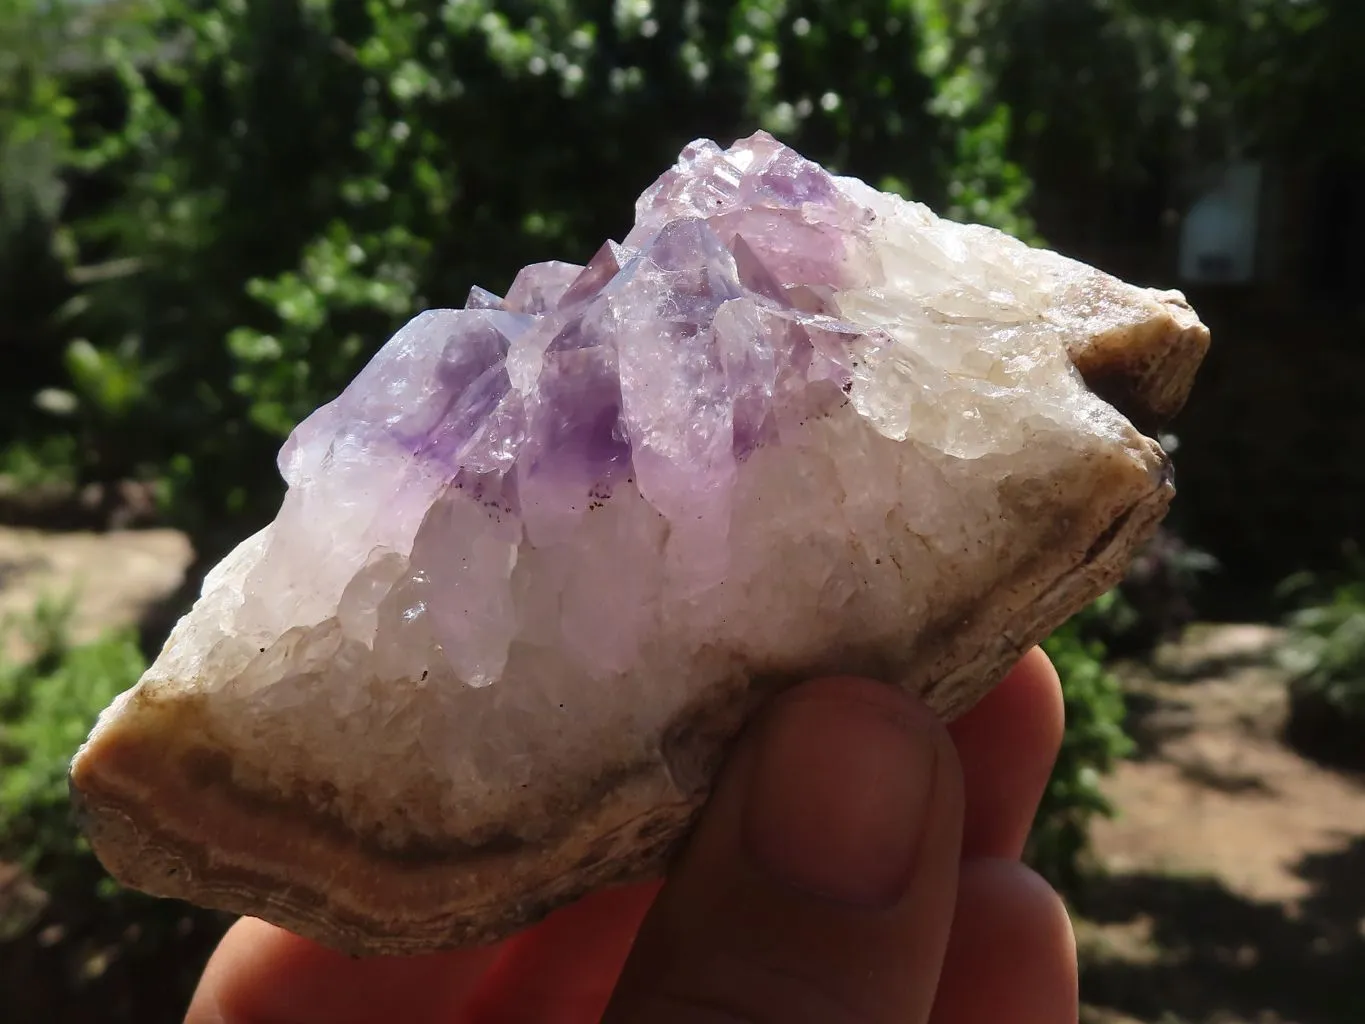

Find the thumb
[[603, 677, 964, 1024]]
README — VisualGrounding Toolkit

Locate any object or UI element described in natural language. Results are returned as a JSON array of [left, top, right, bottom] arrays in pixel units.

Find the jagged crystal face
[[71, 131, 1205, 955], [205, 132, 1131, 686]]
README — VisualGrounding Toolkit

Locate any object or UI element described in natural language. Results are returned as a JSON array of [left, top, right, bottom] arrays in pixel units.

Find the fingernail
[[742, 684, 939, 908]]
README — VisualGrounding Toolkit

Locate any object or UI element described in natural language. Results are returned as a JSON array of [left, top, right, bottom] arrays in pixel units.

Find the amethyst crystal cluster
[[70, 132, 1208, 955]]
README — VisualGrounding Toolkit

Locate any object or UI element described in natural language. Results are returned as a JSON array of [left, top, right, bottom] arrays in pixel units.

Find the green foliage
[[961, 0, 1355, 176], [0, 434, 80, 491], [0, 0, 159, 448], [1280, 559, 1365, 723], [0, 0, 73, 230], [0, 0, 78, 446], [1029, 592, 1135, 889], [0, 597, 142, 889]]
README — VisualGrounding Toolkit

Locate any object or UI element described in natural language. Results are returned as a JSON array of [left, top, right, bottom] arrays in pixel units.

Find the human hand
[[186, 647, 1075, 1023]]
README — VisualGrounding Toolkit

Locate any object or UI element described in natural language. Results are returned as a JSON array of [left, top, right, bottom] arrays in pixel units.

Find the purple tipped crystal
[[288, 132, 873, 544], [504, 261, 586, 315], [464, 286, 504, 310]]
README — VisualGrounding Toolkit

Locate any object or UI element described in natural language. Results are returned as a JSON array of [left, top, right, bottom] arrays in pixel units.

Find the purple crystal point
[[557, 242, 623, 310], [465, 286, 504, 310], [288, 132, 890, 563], [503, 261, 585, 314]]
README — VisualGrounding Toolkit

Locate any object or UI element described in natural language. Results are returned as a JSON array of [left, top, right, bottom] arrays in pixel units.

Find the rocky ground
[[1, 525, 1362, 1023]]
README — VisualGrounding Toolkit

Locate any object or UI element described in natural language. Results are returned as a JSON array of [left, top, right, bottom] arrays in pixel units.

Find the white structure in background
[[1178, 161, 1263, 285]]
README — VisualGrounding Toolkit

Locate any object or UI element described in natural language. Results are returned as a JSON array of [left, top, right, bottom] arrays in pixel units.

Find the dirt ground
[[0, 526, 193, 657], [1079, 624, 1365, 1024], [1, 526, 1363, 1023]]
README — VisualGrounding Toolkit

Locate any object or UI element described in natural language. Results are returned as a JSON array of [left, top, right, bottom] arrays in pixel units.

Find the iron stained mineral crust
[[69, 132, 1209, 955]]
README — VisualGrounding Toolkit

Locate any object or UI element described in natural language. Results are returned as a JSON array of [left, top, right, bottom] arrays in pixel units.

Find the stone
[[69, 131, 1209, 956]]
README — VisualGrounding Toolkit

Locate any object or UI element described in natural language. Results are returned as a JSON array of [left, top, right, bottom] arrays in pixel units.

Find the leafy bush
[[1029, 592, 1135, 889], [1279, 557, 1365, 765], [0, 597, 142, 889], [1281, 568, 1365, 715]]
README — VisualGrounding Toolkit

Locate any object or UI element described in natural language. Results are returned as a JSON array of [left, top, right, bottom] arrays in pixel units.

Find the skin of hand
[[186, 646, 1076, 1024]]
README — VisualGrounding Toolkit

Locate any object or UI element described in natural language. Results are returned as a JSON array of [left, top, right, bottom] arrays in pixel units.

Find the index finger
[[948, 645, 1064, 859]]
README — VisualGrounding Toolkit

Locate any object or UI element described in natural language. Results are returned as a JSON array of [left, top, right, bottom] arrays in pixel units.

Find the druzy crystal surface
[[70, 132, 1208, 955]]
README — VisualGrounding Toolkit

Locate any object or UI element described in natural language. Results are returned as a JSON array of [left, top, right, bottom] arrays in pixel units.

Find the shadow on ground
[[1285, 685, 1365, 775], [1120, 687, 1199, 761], [1076, 834, 1365, 1024]]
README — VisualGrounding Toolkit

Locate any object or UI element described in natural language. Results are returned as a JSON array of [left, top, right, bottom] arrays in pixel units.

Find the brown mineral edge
[[68, 293, 1209, 956], [1064, 288, 1209, 434], [69, 696, 690, 954]]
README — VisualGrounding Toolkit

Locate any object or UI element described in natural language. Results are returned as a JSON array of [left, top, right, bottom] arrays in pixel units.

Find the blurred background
[[0, 1, 1361, 1021]]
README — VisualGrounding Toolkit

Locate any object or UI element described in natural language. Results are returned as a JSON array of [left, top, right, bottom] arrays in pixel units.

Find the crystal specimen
[[69, 132, 1209, 955]]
